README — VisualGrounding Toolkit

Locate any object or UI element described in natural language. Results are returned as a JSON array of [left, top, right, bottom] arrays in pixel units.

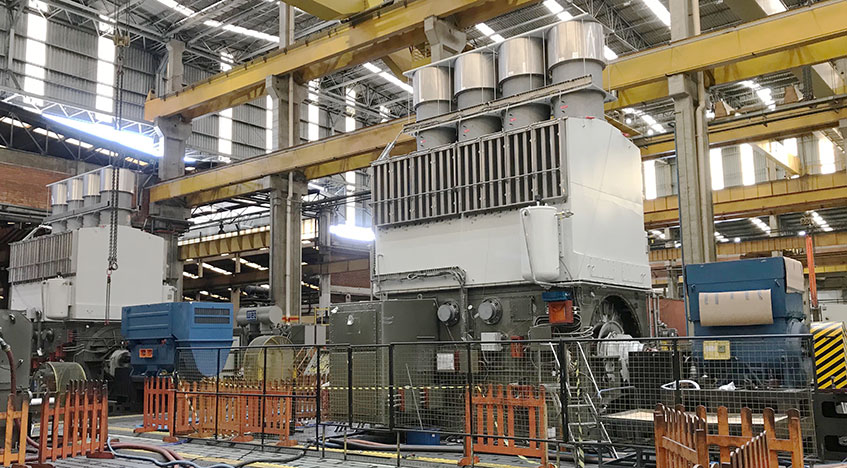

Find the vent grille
[[373, 120, 564, 227], [194, 307, 230, 324]]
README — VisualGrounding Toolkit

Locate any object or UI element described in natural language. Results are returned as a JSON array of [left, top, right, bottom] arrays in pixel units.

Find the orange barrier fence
[[135, 376, 174, 436], [727, 431, 771, 468], [172, 379, 296, 446], [654, 404, 708, 468], [38, 381, 111, 464], [459, 384, 551, 468], [0, 396, 29, 467], [654, 404, 805, 468]]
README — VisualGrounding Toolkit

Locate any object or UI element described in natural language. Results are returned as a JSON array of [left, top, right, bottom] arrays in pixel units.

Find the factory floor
[[55, 414, 585, 468]]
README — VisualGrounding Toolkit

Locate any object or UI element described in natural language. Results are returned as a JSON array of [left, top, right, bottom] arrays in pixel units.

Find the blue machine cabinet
[[684, 257, 810, 387], [685, 257, 806, 336], [122, 302, 234, 377]]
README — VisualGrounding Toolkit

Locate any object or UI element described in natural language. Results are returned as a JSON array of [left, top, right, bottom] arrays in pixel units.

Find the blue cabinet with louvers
[[121, 302, 233, 377]]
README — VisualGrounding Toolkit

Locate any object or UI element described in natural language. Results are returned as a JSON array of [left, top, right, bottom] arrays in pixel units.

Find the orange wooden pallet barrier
[[135, 376, 175, 438], [654, 403, 709, 468], [0, 396, 29, 467], [654, 404, 805, 468], [727, 431, 771, 468], [459, 384, 552, 468], [171, 379, 296, 446], [38, 381, 111, 465]]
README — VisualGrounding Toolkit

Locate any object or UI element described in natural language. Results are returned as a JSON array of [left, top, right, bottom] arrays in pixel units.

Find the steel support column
[[668, 0, 715, 266]]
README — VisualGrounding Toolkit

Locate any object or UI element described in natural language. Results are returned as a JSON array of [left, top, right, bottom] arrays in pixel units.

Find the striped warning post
[[811, 321, 847, 389]]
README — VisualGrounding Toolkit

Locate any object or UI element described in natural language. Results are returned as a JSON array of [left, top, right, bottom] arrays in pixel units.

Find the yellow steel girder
[[150, 119, 413, 203], [144, 0, 538, 121], [602, 0, 847, 98], [644, 172, 847, 228], [649, 231, 847, 263], [285, 0, 383, 20], [639, 102, 847, 158]]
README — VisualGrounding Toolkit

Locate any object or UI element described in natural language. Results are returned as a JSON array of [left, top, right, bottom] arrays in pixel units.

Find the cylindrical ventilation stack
[[50, 182, 68, 233], [82, 171, 101, 227], [412, 65, 456, 151], [547, 18, 607, 119], [65, 177, 84, 231], [453, 50, 500, 141], [98, 167, 136, 226], [498, 36, 550, 129]]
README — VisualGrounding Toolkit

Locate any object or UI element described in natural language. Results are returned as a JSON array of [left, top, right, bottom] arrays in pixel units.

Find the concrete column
[[153, 116, 191, 297], [165, 40, 185, 94], [266, 4, 304, 150], [269, 174, 307, 319], [318, 210, 332, 312], [231, 287, 241, 313], [668, 0, 715, 266], [424, 16, 466, 62]]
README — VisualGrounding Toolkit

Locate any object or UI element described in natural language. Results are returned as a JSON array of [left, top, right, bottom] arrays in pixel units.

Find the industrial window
[[95, 22, 115, 121], [710, 148, 724, 191], [307, 79, 320, 142], [218, 53, 234, 155], [23, 0, 49, 106]]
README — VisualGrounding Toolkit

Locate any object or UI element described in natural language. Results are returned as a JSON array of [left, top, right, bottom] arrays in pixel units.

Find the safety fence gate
[[160, 335, 819, 467], [653, 404, 804, 468], [37, 381, 112, 464]]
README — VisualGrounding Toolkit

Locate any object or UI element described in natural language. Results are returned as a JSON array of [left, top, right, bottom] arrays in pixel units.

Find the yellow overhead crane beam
[[649, 231, 847, 263], [604, 0, 847, 111], [639, 101, 847, 158], [644, 172, 847, 229], [143, 0, 539, 121], [285, 0, 384, 21]]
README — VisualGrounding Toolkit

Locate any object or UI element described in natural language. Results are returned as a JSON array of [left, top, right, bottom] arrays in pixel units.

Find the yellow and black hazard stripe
[[811, 321, 847, 390]]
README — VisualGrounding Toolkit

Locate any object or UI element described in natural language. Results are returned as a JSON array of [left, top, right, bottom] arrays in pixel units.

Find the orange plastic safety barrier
[[0, 396, 29, 467], [38, 381, 111, 464], [172, 379, 296, 446], [459, 384, 552, 468], [135, 376, 175, 438]]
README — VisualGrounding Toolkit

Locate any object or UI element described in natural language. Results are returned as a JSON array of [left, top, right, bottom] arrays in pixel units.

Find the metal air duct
[[498, 36, 550, 129], [546, 18, 607, 119], [453, 50, 501, 140], [98, 167, 136, 226], [82, 171, 100, 227], [65, 177, 84, 231], [49, 182, 68, 233], [413, 65, 456, 150]]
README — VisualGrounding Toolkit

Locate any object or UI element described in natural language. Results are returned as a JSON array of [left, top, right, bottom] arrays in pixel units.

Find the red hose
[[110, 442, 184, 462]]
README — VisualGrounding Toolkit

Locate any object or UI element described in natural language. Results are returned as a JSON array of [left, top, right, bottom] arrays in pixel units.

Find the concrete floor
[[47, 414, 583, 468]]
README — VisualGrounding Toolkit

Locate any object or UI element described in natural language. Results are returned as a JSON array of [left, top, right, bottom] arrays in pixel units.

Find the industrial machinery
[[7, 167, 173, 379], [328, 17, 651, 428], [684, 257, 847, 461], [0, 310, 32, 407], [121, 302, 234, 379]]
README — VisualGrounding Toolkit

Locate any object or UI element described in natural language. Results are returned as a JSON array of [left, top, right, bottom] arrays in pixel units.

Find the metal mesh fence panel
[[173, 334, 818, 461]]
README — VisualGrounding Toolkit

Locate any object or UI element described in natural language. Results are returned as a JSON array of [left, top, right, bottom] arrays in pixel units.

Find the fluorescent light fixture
[[649, 229, 666, 240], [475, 22, 505, 43], [329, 224, 375, 242], [641, 0, 671, 26], [362, 62, 413, 94], [154, 0, 279, 44], [238, 258, 268, 271], [543, 0, 573, 21], [808, 211, 834, 232], [733, 237, 741, 243], [750, 217, 771, 234], [798, 230, 806, 237], [714, 231, 730, 243], [201, 262, 232, 276], [741, 80, 776, 110]]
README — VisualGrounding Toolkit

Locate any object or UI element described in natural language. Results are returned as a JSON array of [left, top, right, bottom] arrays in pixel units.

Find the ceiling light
[[798, 231, 806, 237], [603, 46, 618, 61], [641, 0, 671, 27], [362, 62, 412, 94]]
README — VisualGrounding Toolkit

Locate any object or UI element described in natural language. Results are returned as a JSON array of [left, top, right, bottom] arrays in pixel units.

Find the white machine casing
[[10, 225, 168, 321], [374, 118, 650, 293]]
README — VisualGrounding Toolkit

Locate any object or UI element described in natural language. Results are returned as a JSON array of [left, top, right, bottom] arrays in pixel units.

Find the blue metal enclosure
[[685, 257, 806, 336], [684, 257, 810, 387], [122, 302, 233, 377]]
